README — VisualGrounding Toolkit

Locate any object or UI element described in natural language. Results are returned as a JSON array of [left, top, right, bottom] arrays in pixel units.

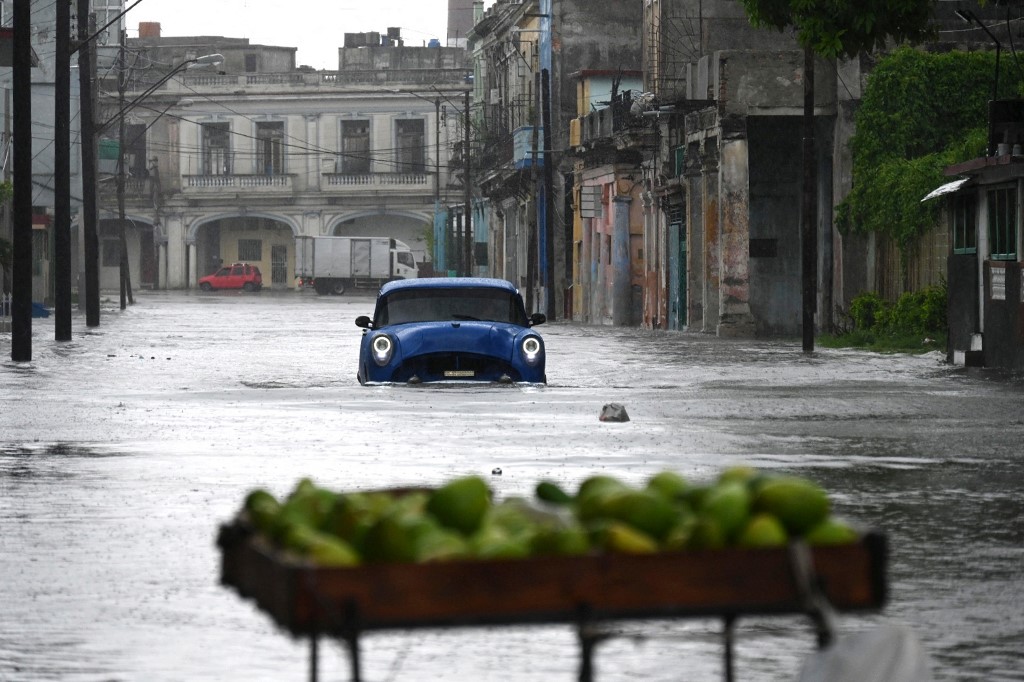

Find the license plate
[[444, 370, 475, 377]]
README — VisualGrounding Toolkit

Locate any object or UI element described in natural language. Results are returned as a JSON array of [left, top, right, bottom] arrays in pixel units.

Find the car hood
[[389, 321, 532, 358]]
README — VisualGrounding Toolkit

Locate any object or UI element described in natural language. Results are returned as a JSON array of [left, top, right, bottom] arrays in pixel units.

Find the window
[[256, 121, 285, 175], [396, 251, 415, 268], [238, 239, 262, 261], [951, 194, 977, 254], [396, 119, 425, 173], [201, 122, 231, 175], [340, 120, 370, 174], [987, 187, 1017, 260], [244, 54, 257, 73], [378, 288, 528, 326]]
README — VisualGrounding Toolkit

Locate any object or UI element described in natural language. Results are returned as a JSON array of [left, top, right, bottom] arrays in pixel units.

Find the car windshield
[[376, 287, 528, 326]]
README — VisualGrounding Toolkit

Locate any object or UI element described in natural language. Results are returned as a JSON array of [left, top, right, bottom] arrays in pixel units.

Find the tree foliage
[[852, 47, 1006, 169], [837, 47, 1016, 248], [740, 0, 936, 58]]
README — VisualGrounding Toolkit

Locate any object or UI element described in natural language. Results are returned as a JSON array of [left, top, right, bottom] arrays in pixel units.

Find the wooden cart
[[218, 521, 887, 681]]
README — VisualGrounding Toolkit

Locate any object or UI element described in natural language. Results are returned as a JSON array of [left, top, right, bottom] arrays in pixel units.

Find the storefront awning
[[921, 177, 970, 202]]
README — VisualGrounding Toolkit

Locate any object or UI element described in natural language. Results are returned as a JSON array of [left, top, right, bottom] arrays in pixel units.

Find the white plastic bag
[[797, 622, 934, 682]]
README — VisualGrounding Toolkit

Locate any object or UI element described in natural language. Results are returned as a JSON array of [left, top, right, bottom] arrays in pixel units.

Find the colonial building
[[97, 25, 469, 291], [566, 0, 991, 340], [468, 0, 642, 317]]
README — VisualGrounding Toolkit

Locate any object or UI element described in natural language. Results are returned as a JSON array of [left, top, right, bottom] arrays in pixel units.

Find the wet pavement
[[2, 290, 1023, 681]]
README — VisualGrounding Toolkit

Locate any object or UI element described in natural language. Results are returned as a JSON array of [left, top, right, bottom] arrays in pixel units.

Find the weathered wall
[[947, 253, 980, 363], [747, 116, 802, 336], [556, 0, 643, 317], [337, 46, 468, 72], [129, 37, 296, 75], [983, 261, 1024, 371]]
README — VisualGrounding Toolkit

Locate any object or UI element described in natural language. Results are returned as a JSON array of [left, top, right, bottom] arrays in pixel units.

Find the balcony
[[578, 90, 649, 147], [98, 177, 150, 202], [182, 174, 295, 195], [322, 172, 430, 191]]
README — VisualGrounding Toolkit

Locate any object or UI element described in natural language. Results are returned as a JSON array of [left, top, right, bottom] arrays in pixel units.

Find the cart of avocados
[[217, 468, 887, 681]]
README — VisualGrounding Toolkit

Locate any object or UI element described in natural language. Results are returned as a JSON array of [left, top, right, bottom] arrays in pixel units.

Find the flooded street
[[2, 290, 1023, 681]]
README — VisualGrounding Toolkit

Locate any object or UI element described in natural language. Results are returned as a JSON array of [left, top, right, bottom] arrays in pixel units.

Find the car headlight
[[521, 336, 543, 365], [371, 334, 394, 366]]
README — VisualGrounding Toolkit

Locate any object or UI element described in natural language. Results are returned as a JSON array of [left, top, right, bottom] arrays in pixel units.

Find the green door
[[668, 207, 686, 329]]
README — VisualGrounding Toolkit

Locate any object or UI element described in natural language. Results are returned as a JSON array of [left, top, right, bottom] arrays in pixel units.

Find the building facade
[[98, 27, 469, 291], [469, 0, 642, 317]]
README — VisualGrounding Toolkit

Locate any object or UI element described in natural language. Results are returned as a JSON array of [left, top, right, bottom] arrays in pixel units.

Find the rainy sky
[[132, 0, 497, 70]]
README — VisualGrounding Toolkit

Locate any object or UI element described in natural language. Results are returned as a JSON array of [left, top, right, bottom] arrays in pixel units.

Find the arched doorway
[[329, 211, 432, 272], [190, 214, 299, 289]]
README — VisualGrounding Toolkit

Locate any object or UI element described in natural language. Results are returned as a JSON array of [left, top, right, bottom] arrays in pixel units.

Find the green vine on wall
[[836, 47, 1019, 251]]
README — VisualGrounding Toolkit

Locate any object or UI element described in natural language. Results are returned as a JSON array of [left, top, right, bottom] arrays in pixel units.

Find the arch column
[[163, 213, 188, 289], [188, 241, 198, 288], [611, 194, 632, 326], [157, 242, 167, 290], [580, 216, 592, 323], [718, 137, 756, 337]]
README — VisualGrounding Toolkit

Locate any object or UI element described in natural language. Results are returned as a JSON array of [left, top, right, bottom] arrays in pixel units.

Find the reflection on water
[[1, 292, 1022, 680]]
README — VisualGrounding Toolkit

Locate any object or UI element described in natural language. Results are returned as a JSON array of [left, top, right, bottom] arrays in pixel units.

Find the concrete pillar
[[702, 140, 720, 333], [641, 191, 656, 327], [718, 137, 756, 337], [580, 216, 592, 323], [188, 241, 198, 288], [685, 143, 704, 331], [157, 242, 167, 290], [164, 213, 187, 289], [612, 194, 632, 326]]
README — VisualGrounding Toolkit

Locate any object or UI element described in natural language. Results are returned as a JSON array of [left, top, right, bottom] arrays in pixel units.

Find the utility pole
[[116, 30, 134, 309], [434, 98, 440, 205], [53, 0, 72, 340], [462, 89, 472, 277], [11, 0, 32, 361], [541, 68, 555, 320], [801, 46, 816, 352], [3, 89, 10, 294], [78, 4, 100, 327]]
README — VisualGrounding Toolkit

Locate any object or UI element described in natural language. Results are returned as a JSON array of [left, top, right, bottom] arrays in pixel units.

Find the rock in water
[[599, 403, 630, 422]]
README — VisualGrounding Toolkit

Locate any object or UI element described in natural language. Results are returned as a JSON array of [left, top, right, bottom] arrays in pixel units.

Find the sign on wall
[[990, 266, 1006, 301], [580, 185, 602, 218]]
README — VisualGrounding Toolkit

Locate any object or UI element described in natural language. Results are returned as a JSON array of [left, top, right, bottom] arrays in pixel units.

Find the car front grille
[[403, 352, 517, 382]]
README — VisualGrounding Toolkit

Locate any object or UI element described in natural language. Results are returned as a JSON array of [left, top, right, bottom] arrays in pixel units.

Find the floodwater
[[1, 290, 1022, 681]]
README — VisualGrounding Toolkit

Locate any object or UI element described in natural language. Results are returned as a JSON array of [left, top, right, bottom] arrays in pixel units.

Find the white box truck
[[295, 236, 419, 295]]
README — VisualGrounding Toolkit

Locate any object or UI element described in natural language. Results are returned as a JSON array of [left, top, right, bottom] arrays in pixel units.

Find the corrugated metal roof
[[921, 177, 970, 202]]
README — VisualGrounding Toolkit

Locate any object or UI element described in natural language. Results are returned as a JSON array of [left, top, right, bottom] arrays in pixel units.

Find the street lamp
[[98, 54, 222, 133]]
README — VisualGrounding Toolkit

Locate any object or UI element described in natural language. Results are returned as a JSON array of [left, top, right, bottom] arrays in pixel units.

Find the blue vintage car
[[356, 277, 546, 385]]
